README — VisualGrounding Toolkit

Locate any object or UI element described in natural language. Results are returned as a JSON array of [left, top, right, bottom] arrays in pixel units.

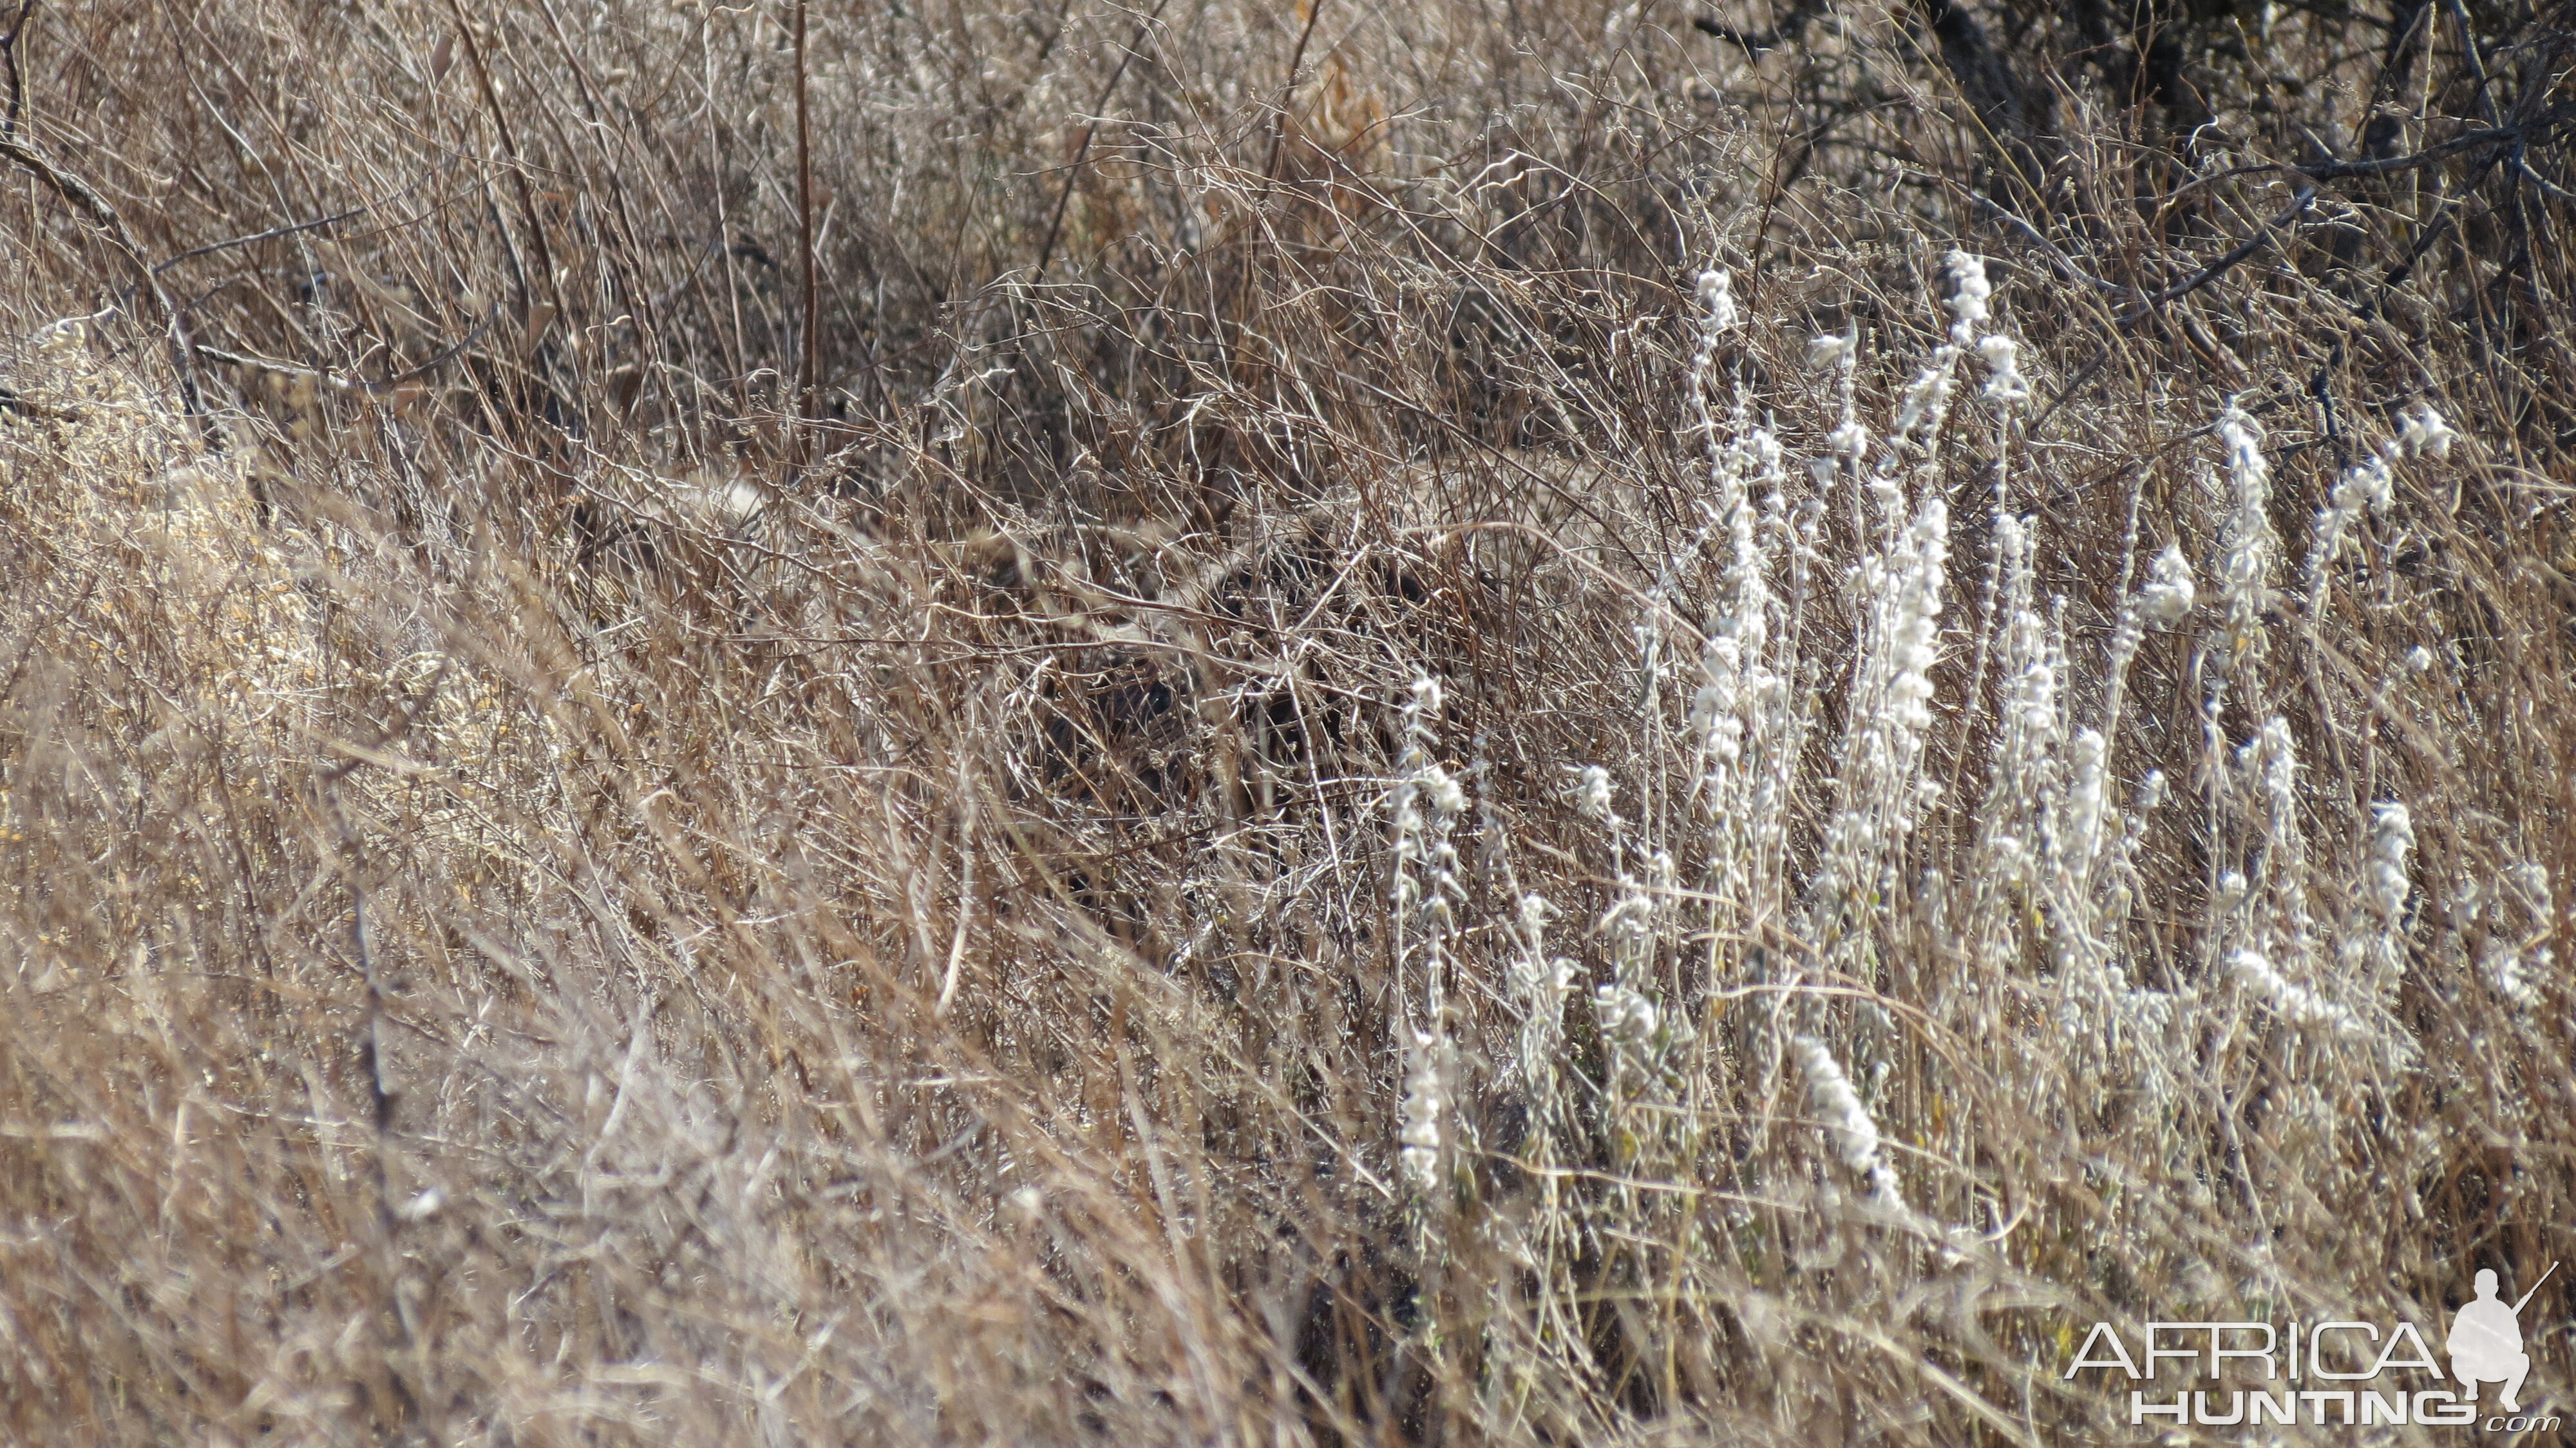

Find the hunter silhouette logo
[[2450, 1264, 2553, 1413]]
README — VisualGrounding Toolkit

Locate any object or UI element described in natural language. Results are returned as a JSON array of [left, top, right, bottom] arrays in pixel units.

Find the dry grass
[[3, 0, 2573, 1443]]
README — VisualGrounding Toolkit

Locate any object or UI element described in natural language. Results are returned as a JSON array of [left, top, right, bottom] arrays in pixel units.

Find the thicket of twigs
[[3, 0, 2573, 1442]]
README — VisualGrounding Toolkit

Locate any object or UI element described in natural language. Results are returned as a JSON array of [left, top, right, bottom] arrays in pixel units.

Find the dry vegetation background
[[3, 0, 2575, 1442]]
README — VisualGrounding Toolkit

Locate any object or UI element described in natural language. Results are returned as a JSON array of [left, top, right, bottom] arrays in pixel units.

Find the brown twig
[[151, 196, 392, 275], [312, 659, 445, 1439], [1031, 0, 1174, 282], [2157, 124, 2550, 211], [1262, 0, 1329, 186], [794, 0, 820, 468], [194, 306, 493, 394], [439, 2, 562, 327]]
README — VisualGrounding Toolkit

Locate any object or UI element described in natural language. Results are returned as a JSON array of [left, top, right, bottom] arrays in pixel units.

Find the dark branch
[[2119, 186, 2320, 324], [1692, 15, 1779, 55], [1912, 0, 2059, 188], [0, 129, 219, 449], [0, 0, 32, 142], [153, 201, 381, 274]]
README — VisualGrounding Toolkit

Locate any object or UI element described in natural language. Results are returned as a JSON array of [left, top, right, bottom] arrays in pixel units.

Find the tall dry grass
[[3, 0, 2572, 1443]]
